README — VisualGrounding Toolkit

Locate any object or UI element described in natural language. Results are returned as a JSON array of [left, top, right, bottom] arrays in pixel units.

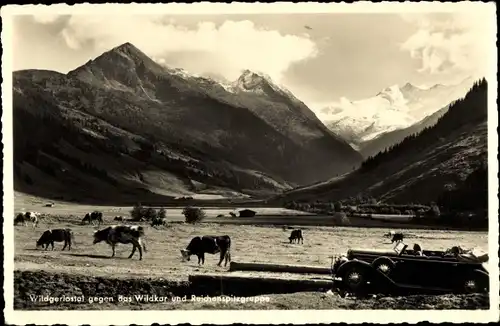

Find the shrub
[[131, 203, 158, 221], [131, 203, 145, 221], [183, 206, 206, 224], [144, 207, 158, 220], [158, 207, 167, 220]]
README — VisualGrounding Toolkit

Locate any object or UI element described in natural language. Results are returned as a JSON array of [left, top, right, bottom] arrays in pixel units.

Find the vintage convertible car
[[331, 242, 489, 295]]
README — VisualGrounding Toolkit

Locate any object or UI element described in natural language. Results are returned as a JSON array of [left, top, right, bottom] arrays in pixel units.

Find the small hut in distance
[[238, 209, 257, 218]]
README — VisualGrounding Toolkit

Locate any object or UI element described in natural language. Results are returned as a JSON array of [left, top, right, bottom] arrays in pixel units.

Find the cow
[[14, 213, 26, 226], [114, 216, 124, 222], [180, 235, 231, 267], [229, 212, 237, 218], [82, 211, 104, 226], [14, 212, 40, 228], [385, 231, 404, 244], [36, 228, 73, 251], [93, 225, 147, 260], [289, 229, 304, 244]]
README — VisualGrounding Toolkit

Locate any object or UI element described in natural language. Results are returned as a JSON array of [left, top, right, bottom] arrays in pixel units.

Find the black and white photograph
[[2, 2, 499, 324]]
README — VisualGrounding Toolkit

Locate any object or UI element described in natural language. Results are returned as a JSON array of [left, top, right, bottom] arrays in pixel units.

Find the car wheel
[[343, 265, 368, 292], [372, 257, 395, 275], [462, 273, 489, 294]]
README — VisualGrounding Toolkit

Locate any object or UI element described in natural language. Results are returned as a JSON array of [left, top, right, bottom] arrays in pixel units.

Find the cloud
[[400, 12, 494, 77], [53, 15, 318, 82]]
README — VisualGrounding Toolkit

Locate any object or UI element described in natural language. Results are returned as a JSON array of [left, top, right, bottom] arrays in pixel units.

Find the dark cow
[[180, 235, 231, 266], [36, 228, 73, 251], [114, 216, 124, 222], [93, 225, 147, 260], [289, 229, 304, 244], [14, 213, 26, 226], [387, 231, 404, 244], [82, 211, 104, 226]]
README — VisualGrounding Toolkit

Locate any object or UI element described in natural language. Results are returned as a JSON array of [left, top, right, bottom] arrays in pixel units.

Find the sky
[[11, 8, 495, 110]]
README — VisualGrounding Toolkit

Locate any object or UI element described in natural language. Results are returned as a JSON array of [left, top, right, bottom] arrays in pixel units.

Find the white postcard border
[[2, 2, 499, 324]]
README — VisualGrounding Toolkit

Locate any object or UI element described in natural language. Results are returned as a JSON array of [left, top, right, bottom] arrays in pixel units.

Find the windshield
[[393, 242, 406, 254]]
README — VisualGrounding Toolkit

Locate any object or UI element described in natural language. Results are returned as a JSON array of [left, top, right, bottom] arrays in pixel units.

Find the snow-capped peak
[[167, 67, 203, 79], [313, 78, 474, 145], [400, 82, 423, 92], [375, 84, 409, 108]]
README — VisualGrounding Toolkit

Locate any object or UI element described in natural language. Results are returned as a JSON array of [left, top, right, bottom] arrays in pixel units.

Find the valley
[[275, 79, 488, 216], [12, 42, 490, 229]]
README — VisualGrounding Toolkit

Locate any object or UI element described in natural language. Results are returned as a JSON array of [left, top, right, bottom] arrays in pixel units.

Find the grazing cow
[[45, 203, 54, 207], [14, 213, 26, 226], [387, 231, 404, 244], [93, 225, 147, 260], [36, 228, 73, 251], [180, 235, 231, 266], [14, 212, 39, 228], [289, 229, 304, 244], [114, 216, 124, 222], [82, 211, 104, 226]]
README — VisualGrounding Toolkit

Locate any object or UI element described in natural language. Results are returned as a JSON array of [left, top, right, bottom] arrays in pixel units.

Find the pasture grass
[[14, 215, 488, 282], [11, 196, 490, 310]]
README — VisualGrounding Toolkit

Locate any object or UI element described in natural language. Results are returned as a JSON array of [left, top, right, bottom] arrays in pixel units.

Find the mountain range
[[13, 42, 362, 204], [315, 77, 475, 155], [273, 78, 488, 207]]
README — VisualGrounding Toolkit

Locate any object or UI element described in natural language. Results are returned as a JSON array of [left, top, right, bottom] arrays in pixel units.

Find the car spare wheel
[[343, 265, 368, 292], [371, 257, 395, 275], [462, 273, 489, 294]]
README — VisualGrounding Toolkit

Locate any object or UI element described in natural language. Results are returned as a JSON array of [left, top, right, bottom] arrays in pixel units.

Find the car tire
[[462, 272, 489, 294], [342, 265, 369, 293]]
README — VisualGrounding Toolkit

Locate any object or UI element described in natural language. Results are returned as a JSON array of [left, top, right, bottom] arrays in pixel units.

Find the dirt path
[[14, 270, 489, 310]]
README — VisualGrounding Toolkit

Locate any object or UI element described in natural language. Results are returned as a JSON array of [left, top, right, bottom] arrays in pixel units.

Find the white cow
[[15, 211, 40, 228]]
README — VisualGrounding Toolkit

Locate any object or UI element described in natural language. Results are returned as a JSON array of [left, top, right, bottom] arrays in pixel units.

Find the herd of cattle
[[14, 210, 406, 265], [14, 209, 309, 264]]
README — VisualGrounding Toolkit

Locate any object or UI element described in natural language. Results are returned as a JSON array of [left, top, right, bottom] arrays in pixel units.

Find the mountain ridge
[[13, 42, 362, 204]]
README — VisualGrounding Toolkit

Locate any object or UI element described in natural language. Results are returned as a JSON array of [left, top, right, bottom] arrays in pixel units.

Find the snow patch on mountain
[[313, 78, 474, 145]]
